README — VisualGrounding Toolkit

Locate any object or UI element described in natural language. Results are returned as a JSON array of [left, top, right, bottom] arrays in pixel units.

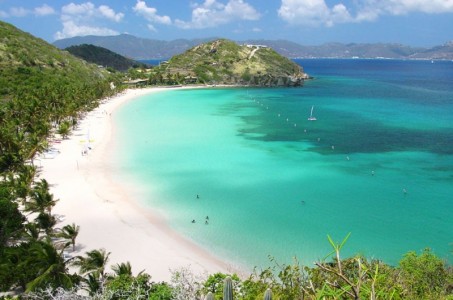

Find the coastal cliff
[[152, 39, 308, 87]]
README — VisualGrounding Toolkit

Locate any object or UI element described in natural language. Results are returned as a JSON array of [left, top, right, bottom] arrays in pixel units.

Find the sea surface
[[113, 59, 453, 271]]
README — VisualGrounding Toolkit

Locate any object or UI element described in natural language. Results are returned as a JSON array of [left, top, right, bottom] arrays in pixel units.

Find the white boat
[[308, 105, 317, 121]]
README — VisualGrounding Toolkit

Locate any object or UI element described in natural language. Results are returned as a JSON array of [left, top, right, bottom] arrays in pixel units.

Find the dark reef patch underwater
[[114, 59, 453, 270]]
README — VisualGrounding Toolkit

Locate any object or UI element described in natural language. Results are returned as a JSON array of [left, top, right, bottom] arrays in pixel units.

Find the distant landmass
[[150, 39, 307, 87], [65, 44, 147, 72], [53, 34, 453, 60], [54, 34, 213, 60]]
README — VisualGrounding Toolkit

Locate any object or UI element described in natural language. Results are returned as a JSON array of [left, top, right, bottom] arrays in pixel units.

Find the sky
[[1, 0, 453, 47]]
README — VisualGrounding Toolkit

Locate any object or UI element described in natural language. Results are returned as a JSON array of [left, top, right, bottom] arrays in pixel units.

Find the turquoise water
[[113, 59, 453, 271]]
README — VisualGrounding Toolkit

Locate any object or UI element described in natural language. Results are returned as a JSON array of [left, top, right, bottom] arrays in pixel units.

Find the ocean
[[113, 59, 453, 271]]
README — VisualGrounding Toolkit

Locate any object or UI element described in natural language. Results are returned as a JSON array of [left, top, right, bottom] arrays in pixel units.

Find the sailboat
[[308, 105, 317, 121]]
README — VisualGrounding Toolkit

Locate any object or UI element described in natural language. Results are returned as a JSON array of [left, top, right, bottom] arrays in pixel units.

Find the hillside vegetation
[[65, 44, 147, 72], [151, 39, 307, 86], [0, 22, 115, 98], [0, 20, 123, 172], [0, 21, 452, 299]]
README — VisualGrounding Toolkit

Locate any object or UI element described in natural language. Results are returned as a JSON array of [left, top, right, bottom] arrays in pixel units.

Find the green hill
[[65, 44, 147, 72], [0, 20, 121, 172], [152, 39, 308, 86], [0, 21, 117, 99]]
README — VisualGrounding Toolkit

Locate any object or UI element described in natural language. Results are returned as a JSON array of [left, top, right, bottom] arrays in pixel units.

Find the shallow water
[[113, 59, 453, 270]]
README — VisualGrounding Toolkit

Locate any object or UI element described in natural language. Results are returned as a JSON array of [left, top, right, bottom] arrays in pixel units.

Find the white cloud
[[54, 20, 119, 40], [147, 24, 157, 32], [278, 0, 453, 26], [364, 0, 453, 15], [54, 2, 124, 40], [98, 5, 124, 22], [34, 4, 56, 16], [60, 2, 123, 22], [133, 0, 172, 27], [62, 2, 95, 16], [0, 4, 55, 18], [175, 0, 261, 29], [9, 7, 29, 17], [278, 0, 353, 26]]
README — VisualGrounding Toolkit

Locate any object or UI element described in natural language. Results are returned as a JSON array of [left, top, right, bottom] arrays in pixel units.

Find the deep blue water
[[114, 59, 453, 271], [140, 59, 168, 66]]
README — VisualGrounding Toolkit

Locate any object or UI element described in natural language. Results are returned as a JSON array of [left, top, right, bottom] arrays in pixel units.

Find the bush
[[399, 248, 451, 299]]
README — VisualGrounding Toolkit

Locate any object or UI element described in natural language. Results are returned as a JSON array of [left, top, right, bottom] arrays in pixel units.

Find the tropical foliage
[[0, 20, 451, 299], [0, 19, 123, 295]]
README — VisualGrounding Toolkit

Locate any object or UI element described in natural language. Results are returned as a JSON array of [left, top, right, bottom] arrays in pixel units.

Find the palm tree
[[35, 212, 56, 235], [83, 272, 102, 296], [7, 164, 37, 203], [73, 248, 110, 279], [27, 134, 50, 163], [22, 223, 42, 242], [26, 179, 58, 216], [55, 223, 80, 251], [0, 193, 25, 248], [58, 121, 71, 139], [111, 262, 133, 277], [0, 123, 27, 172], [22, 241, 75, 292]]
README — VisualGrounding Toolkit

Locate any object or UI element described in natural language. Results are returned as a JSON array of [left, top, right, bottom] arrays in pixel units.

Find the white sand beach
[[39, 87, 234, 281]]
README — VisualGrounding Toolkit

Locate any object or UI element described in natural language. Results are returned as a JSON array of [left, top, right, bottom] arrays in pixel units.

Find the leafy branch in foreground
[[312, 233, 394, 299]]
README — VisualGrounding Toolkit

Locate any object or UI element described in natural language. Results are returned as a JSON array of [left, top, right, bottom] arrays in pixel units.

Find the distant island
[[53, 34, 453, 60], [149, 39, 308, 87]]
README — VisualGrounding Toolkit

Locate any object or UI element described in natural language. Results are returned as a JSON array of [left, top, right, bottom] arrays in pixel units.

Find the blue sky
[[1, 0, 452, 46]]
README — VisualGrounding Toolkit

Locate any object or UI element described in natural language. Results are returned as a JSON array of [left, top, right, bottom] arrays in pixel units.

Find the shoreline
[[40, 87, 240, 281]]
